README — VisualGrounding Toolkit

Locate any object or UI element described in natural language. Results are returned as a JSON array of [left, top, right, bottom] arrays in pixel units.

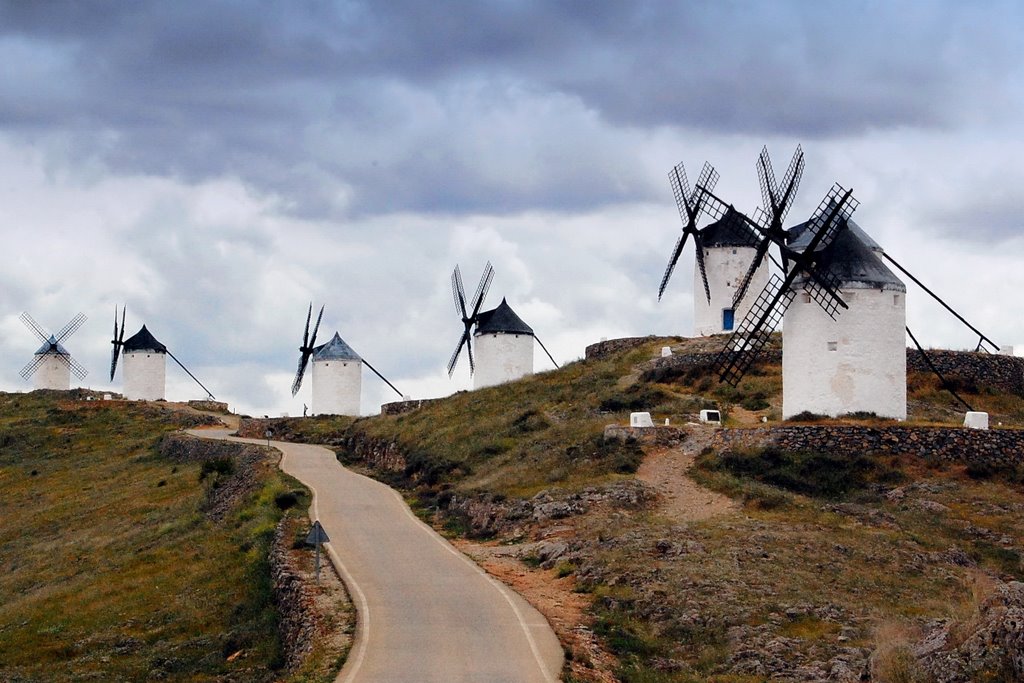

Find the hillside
[[0, 391, 347, 682], [242, 336, 1024, 682]]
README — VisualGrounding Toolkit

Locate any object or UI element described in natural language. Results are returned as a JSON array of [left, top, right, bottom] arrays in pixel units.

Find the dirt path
[[636, 425, 737, 523]]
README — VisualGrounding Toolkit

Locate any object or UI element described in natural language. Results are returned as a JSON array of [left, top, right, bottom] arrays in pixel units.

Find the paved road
[[190, 429, 563, 683]]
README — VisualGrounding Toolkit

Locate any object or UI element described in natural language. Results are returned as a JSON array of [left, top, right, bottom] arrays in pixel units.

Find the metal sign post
[[305, 520, 330, 583], [265, 429, 272, 447]]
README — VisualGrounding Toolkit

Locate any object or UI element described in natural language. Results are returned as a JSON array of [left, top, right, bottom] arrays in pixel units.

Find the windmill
[[447, 261, 495, 378], [19, 312, 88, 390], [109, 306, 216, 401], [290, 303, 404, 416], [447, 262, 559, 389], [657, 161, 721, 304], [713, 182, 859, 388]]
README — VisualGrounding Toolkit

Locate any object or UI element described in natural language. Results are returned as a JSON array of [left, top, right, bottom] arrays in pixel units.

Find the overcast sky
[[2, 1, 1023, 416]]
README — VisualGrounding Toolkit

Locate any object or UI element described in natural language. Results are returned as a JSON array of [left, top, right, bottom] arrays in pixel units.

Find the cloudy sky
[[1, 1, 1023, 416]]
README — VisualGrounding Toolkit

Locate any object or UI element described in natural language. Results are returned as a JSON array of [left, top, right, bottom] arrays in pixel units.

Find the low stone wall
[[603, 424, 689, 447], [381, 398, 441, 416], [585, 336, 663, 360], [906, 349, 1024, 396], [711, 425, 1024, 466], [270, 518, 318, 672]]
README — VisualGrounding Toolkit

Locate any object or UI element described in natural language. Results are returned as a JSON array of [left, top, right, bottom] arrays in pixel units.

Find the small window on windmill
[[802, 293, 811, 304], [828, 341, 838, 352], [732, 248, 737, 255], [894, 294, 900, 306]]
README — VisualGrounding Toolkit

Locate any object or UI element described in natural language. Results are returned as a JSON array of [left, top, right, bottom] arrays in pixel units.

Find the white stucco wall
[[312, 359, 362, 416], [694, 246, 771, 336], [34, 354, 71, 390], [123, 351, 166, 401], [782, 287, 906, 419], [473, 332, 534, 389]]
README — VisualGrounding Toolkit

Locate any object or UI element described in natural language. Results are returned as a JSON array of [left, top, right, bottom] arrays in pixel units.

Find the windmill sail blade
[[693, 231, 711, 305], [756, 146, 779, 213], [19, 355, 45, 380], [447, 332, 469, 376], [715, 274, 796, 386], [54, 312, 87, 343], [19, 312, 49, 343], [301, 303, 312, 349], [466, 334, 475, 375], [535, 336, 560, 369], [166, 350, 216, 400], [776, 145, 805, 225], [452, 266, 468, 318], [67, 355, 88, 380], [732, 237, 773, 309], [657, 234, 687, 301], [110, 306, 125, 381], [362, 358, 404, 398], [469, 261, 494, 318], [669, 162, 692, 222], [291, 354, 310, 396], [309, 305, 324, 349]]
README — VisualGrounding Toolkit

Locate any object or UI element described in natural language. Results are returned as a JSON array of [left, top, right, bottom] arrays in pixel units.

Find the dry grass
[[0, 391, 314, 681]]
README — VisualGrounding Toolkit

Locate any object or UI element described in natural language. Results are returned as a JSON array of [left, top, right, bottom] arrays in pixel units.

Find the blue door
[[723, 308, 735, 331]]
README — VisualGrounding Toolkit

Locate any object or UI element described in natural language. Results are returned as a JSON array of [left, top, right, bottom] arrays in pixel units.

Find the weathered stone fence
[[711, 425, 1024, 465], [591, 334, 1023, 396], [381, 398, 441, 416]]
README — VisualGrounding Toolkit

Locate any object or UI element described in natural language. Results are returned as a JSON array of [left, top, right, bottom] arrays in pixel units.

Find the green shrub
[[199, 457, 234, 481]]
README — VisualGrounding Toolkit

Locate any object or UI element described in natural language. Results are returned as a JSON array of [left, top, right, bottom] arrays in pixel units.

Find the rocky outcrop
[[441, 482, 655, 537], [338, 434, 407, 472], [911, 580, 1024, 682]]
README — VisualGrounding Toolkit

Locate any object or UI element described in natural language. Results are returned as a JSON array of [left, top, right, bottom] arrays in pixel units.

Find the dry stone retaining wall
[[711, 425, 1024, 466]]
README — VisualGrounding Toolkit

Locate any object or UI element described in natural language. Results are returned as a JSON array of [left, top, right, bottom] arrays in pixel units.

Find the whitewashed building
[[694, 208, 771, 336], [782, 221, 907, 420], [311, 332, 362, 416], [473, 298, 534, 389], [122, 325, 167, 401], [31, 337, 72, 390]]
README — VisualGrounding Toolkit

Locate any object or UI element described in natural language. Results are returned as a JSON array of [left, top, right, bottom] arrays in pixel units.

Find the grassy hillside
[[0, 391, 310, 682], [269, 336, 1024, 682]]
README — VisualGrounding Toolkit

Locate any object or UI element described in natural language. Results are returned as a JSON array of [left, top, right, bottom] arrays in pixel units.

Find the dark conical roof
[[123, 325, 167, 353], [787, 216, 882, 252], [791, 226, 905, 291], [699, 206, 759, 248], [475, 298, 534, 335], [313, 332, 361, 361], [34, 335, 69, 356]]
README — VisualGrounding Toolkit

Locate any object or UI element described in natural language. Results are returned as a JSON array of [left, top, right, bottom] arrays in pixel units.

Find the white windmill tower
[[781, 219, 907, 419], [290, 304, 404, 416], [447, 263, 559, 389], [18, 312, 88, 390], [110, 307, 216, 401]]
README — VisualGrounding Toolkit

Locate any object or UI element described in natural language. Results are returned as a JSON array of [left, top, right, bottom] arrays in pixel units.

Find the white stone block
[[964, 411, 989, 430], [661, 346, 672, 357], [699, 409, 722, 424], [630, 412, 654, 428]]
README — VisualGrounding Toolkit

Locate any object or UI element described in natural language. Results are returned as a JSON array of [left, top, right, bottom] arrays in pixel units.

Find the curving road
[[190, 429, 563, 683]]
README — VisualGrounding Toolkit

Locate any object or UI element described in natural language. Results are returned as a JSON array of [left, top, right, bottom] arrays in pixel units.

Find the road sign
[[306, 520, 330, 545], [306, 520, 330, 583]]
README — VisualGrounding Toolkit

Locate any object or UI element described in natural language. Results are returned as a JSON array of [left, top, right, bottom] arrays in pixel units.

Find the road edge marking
[[387, 487, 561, 683]]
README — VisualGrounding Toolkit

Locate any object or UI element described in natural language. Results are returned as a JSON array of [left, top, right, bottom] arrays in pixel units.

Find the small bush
[[702, 446, 905, 499], [787, 411, 826, 422], [199, 457, 234, 481], [273, 491, 299, 510]]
